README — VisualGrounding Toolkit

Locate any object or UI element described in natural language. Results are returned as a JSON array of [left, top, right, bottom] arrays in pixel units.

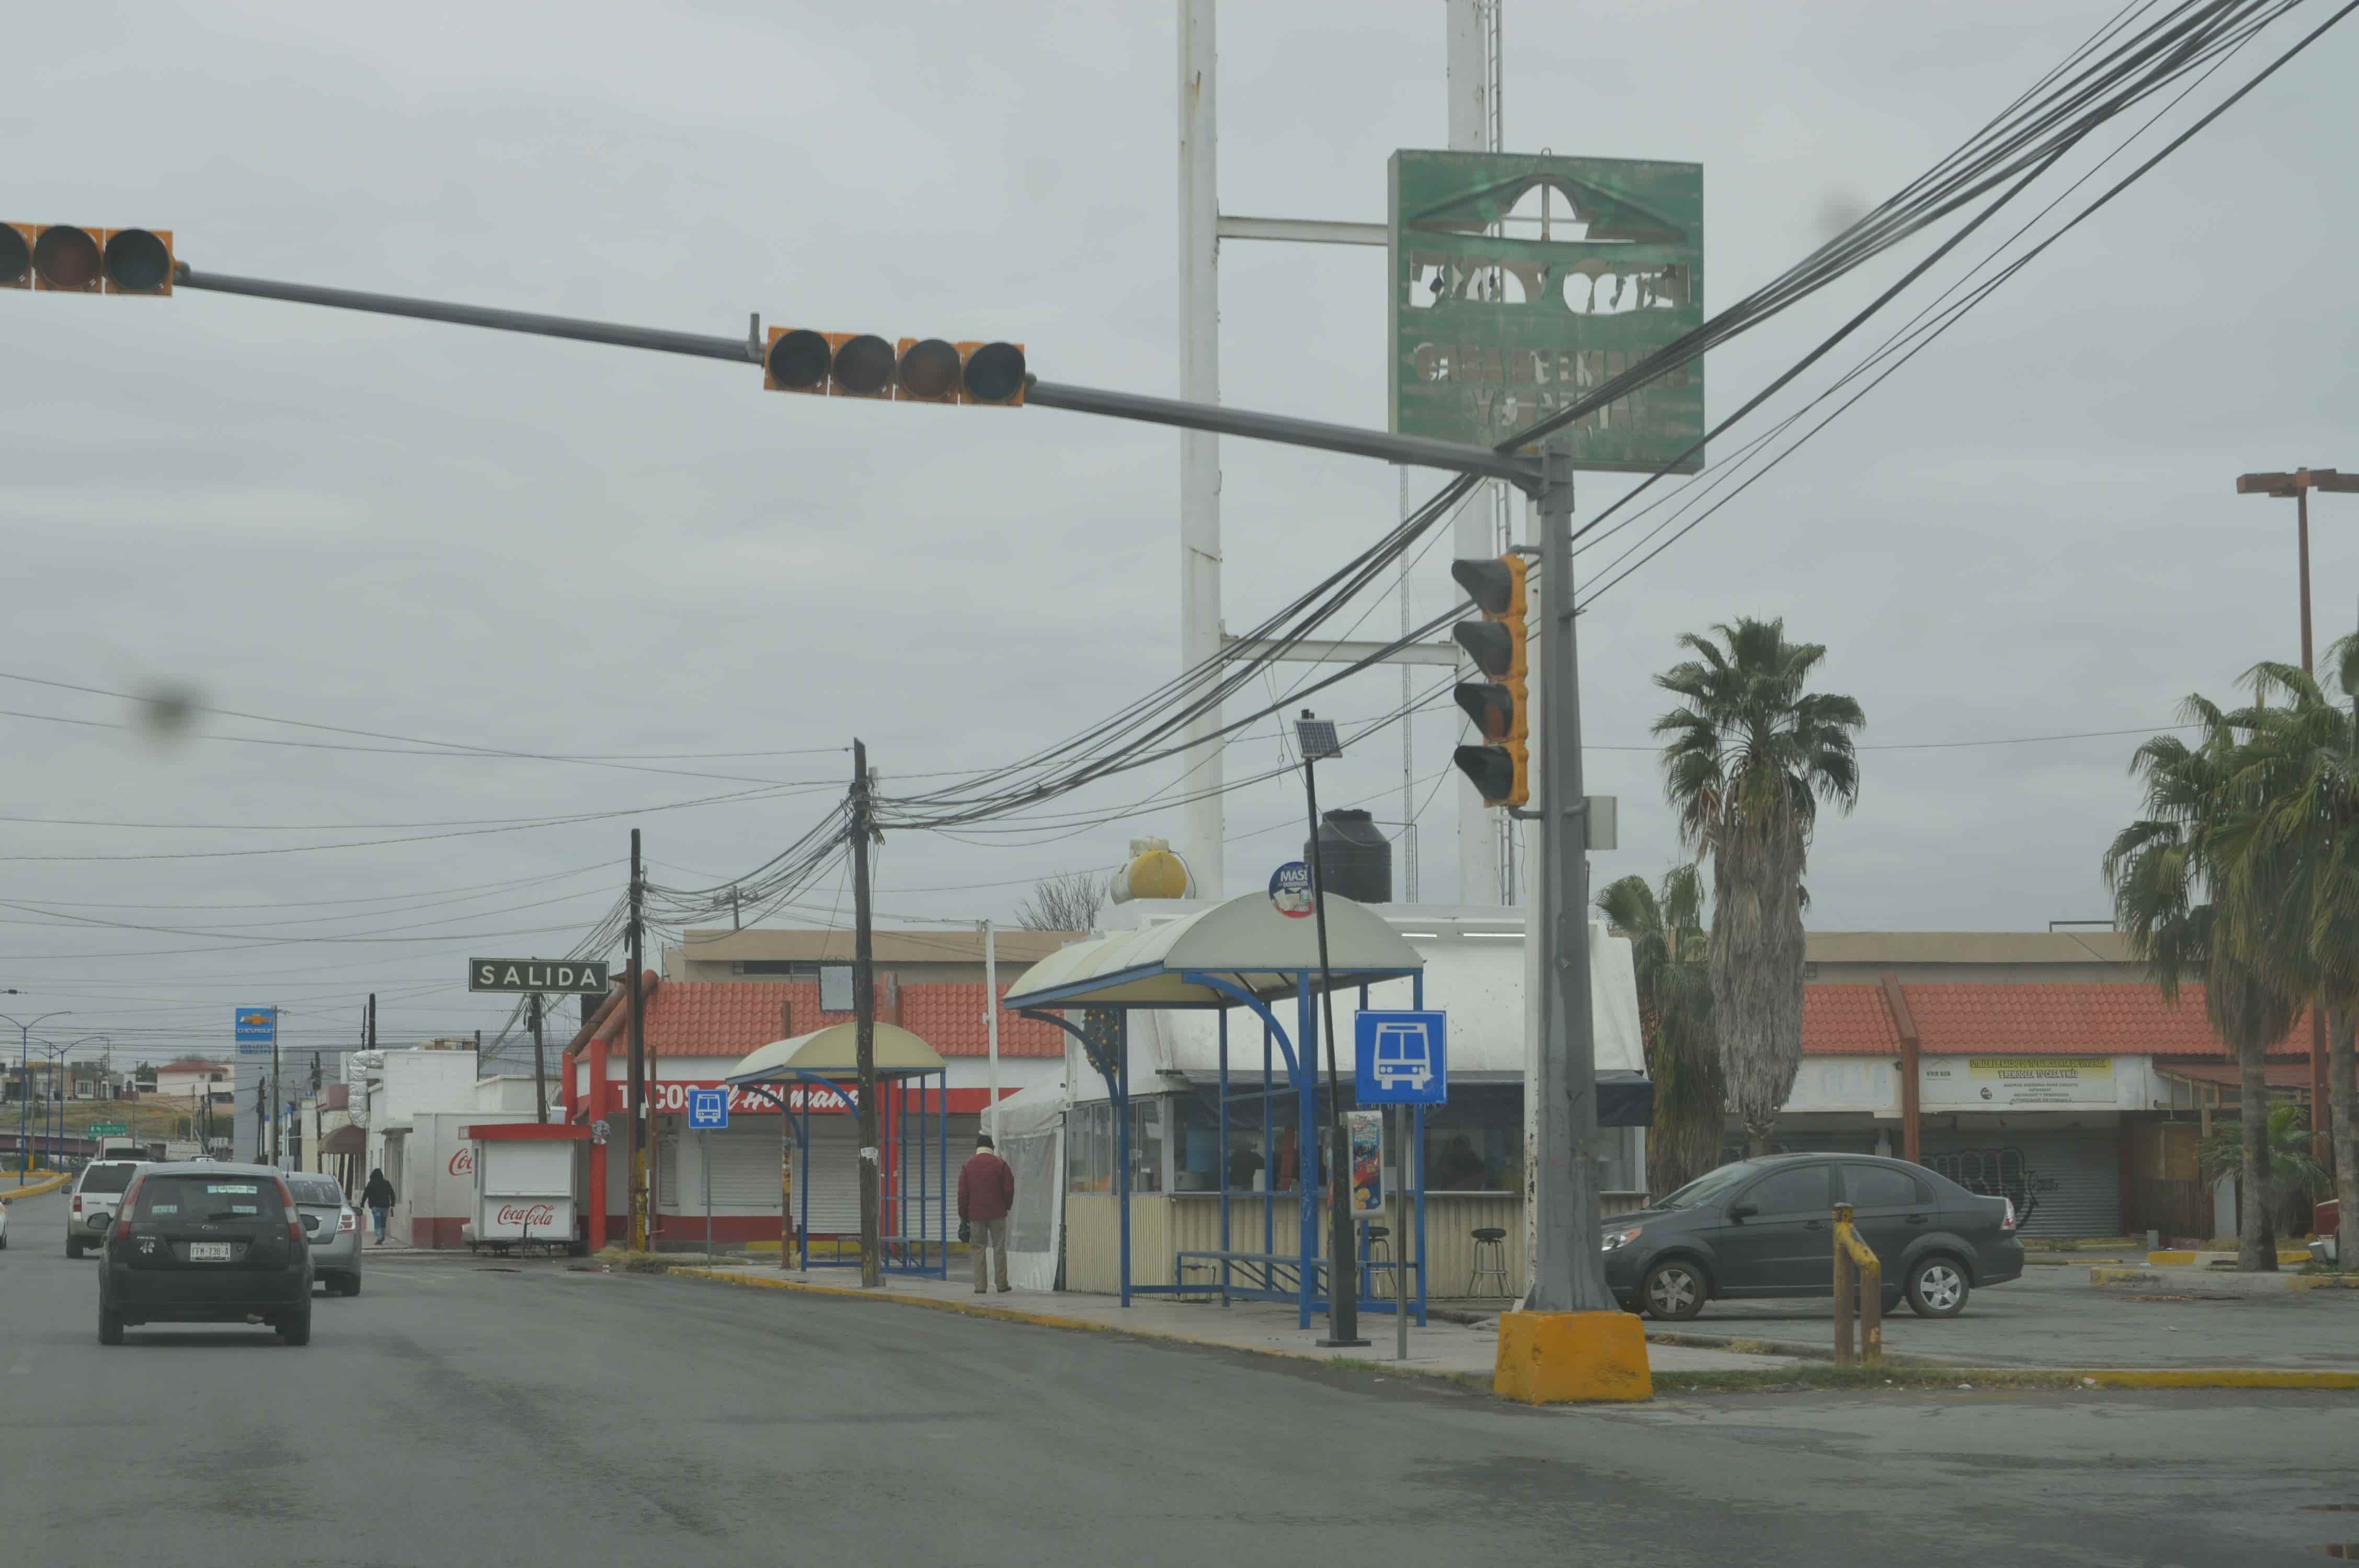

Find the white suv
[[66, 1160, 148, 1258]]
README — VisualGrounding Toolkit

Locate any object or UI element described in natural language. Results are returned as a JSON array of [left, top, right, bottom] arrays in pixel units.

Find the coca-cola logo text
[[496, 1203, 557, 1228], [448, 1147, 475, 1178]]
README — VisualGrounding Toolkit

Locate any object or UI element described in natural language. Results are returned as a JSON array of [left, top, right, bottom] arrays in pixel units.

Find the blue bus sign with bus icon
[[1353, 1010, 1447, 1105]]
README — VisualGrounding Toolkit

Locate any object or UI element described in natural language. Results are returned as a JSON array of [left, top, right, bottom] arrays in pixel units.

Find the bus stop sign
[[1354, 1011, 1447, 1105]]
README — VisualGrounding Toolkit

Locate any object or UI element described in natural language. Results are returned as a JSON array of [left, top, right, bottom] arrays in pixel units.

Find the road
[[4, 1187, 2354, 1566], [1668, 1259, 2359, 1368]]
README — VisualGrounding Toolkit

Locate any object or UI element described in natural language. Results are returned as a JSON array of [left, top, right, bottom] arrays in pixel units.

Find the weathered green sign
[[1389, 151, 1704, 472], [87, 1122, 128, 1138], [468, 958, 610, 995]]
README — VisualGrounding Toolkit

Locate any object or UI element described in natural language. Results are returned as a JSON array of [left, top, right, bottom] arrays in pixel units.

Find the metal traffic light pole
[[151, 257, 1616, 1311]]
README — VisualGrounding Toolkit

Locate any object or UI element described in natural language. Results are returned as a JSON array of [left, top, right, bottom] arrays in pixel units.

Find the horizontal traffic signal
[[764, 329, 1026, 405], [1449, 554, 1530, 809], [1, 224, 174, 293]]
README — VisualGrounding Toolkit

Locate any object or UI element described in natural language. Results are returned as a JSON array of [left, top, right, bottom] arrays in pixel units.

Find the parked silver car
[[66, 1160, 148, 1258], [285, 1173, 362, 1296]]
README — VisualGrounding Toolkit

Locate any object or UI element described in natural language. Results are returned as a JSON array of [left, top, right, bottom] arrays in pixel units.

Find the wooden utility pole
[[850, 740, 882, 1288], [628, 828, 648, 1251], [2237, 465, 2359, 1161]]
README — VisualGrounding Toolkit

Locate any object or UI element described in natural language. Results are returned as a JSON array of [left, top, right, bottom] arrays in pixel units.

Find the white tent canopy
[[1001, 890, 1423, 1011]]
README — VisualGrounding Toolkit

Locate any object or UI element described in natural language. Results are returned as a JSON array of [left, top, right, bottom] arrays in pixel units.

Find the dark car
[[1600, 1153, 2023, 1322], [98, 1162, 313, 1346]]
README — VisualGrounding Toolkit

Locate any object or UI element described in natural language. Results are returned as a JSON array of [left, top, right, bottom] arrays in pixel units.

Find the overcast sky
[[4, 1, 2354, 1067]]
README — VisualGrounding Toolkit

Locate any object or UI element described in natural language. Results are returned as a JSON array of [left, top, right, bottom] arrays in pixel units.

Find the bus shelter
[[1002, 890, 1428, 1327], [725, 1021, 950, 1278]]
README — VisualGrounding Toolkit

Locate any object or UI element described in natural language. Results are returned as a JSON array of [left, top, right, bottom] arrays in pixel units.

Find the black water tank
[[1304, 809, 1392, 904]]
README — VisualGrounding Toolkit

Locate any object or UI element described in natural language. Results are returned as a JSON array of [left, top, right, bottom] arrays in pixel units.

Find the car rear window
[[79, 1162, 139, 1194], [288, 1178, 344, 1207], [131, 1176, 286, 1222]]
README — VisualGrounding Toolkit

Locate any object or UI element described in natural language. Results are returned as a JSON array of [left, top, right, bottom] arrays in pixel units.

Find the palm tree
[[2216, 649, 2359, 1267], [1597, 864, 1724, 1197], [1653, 618, 1864, 1156], [2104, 697, 2299, 1271]]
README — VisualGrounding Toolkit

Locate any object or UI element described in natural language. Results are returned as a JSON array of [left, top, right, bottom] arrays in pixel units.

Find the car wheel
[[98, 1307, 123, 1346], [280, 1307, 313, 1346], [340, 1273, 361, 1298], [65, 1236, 82, 1260], [1906, 1255, 1971, 1318], [1641, 1258, 1708, 1321]]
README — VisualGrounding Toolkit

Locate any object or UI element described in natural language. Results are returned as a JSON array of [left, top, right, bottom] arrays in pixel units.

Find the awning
[[318, 1124, 364, 1156], [725, 1021, 946, 1085], [2156, 1060, 2314, 1093], [1001, 891, 1423, 1010]]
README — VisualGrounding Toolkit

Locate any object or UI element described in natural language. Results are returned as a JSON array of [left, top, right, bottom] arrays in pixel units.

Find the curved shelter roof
[[1000, 891, 1424, 1010], [725, 1021, 945, 1085]]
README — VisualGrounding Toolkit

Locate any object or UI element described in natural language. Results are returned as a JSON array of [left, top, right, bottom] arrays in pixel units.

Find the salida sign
[[468, 958, 610, 994]]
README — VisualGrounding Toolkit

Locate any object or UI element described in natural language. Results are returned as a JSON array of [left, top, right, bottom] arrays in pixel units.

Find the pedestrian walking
[[361, 1166, 396, 1246], [957, 1134, 1016, 1294]]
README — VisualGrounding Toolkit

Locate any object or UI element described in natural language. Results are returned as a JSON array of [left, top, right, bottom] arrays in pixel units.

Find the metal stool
[[1467, 1226, 1510, 1297], [1362, 1224, 1392, 1297]]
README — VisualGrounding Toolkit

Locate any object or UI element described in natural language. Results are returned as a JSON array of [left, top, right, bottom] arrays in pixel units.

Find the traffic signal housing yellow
[[764, 328, 1025, 405], [1450, 554, 1530, 809], [1, 225, 173, 293]]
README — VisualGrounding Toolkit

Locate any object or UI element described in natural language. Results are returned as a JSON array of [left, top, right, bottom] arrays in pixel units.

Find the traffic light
[[1449, 554, 1530, 808], [0, 224, 173, 293], [763, 328, 1025, 405]]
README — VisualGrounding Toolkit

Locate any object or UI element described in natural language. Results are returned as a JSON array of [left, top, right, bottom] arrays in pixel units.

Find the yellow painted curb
[[2288, 1274, 2359, 1292], [1, 1172, 71, 1203], [1493, 1310, 1653, 1404], [2073, 1368, 2359, 1390], [2146, 1250, 2197, 1267], [2090, 1267, 2159, 1286]]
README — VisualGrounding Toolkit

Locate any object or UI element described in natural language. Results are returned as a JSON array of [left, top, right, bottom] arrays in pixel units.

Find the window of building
[[1066, 1101, 1113, 1193], [1128, 1099, 1164, 1195], [1422, 1083, 1519, 1192]]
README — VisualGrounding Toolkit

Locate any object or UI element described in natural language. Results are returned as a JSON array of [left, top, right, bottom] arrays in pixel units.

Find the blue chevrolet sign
[[234, 1006, 277, 1057]]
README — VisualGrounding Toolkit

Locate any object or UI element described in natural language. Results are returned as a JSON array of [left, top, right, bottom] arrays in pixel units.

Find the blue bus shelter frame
[[1015, 961, 1426, 1329], [733, 1065, 949, 1278]]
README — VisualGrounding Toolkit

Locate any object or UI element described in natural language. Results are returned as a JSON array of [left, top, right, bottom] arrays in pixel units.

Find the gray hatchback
[[1600, 1153, 2025, 1321], [284, 1173, 363, 1296], [98, 1162, 313, 1345]]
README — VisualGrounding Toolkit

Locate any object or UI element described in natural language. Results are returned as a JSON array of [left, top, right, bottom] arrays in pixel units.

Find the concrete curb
[[665, 1269, 2359, 1397], [1, 1173, 72, 1203], [666, 1267, 1496, 1393], [2090, 1265, 2359, 1294]]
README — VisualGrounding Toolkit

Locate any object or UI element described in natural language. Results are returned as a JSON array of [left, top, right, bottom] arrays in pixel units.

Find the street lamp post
[[43, 1035, 113, 1166], [1296, 709, 1367, 1348], [2237, 465, 2359, 1161], [3, 1009, 72, 1183]]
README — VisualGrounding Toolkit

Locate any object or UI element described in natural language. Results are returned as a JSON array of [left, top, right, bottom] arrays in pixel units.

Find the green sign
[[88, 1122, 128, 1138], [469, 958, 610, 995], [1389, 150, 1704, 472]]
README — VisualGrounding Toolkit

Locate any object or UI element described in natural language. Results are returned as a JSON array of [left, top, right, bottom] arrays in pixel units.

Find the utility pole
[[627, 828, 648, 1252], [981, 919, 1001, 1142], [2237, 464, 2359, 1161], [850, 740, 882, 1288], [270, 1001, 282, 1169], [529, 991, 548, 1124], [367, 992, 376, 1053], [1526, 442, 1616, 1313]]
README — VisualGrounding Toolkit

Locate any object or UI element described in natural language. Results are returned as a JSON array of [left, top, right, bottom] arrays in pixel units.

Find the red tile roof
[[577, 979, 1063, 1060], [1803, 985, 1902, 1056], [1804, 981, 2312, 1059]]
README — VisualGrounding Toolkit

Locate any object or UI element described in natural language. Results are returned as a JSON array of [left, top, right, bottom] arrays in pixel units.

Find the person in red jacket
[[958, 1133, 1017, 1294]]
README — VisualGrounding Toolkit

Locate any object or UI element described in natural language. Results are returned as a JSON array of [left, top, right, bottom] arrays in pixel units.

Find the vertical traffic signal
[[764, 328, 1026, 405], [1, 225, 174, 293], [1449, 554, 1530, 808]]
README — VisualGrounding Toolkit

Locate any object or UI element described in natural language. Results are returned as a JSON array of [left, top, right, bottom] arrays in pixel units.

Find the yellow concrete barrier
[[2146, 1250, 2197, 1267], [1493, 1311, 1653, 1404], [1, 1172, 72, 1203]]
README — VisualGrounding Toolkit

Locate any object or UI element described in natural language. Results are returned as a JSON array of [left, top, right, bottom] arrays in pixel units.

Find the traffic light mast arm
[[170, 263, 1543, 487]]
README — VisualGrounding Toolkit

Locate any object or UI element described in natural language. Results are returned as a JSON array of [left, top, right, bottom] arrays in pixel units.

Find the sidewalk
[[667, 1261, 1790, 1385]]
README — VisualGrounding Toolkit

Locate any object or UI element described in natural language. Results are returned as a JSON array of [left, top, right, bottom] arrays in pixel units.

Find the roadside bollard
[[1831, 1202, 1883, 1367]]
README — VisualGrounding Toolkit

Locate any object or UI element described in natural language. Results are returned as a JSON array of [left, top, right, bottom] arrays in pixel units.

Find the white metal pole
[[1178, 0, 1226, 902], [982, 919, 1002, 1140], [1447, 0, 1502, 904]]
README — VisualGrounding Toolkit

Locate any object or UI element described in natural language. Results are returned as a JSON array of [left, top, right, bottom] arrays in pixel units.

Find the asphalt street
[[1666, 1259, 2359, 1368], [3, 1185, 2353, 1566]]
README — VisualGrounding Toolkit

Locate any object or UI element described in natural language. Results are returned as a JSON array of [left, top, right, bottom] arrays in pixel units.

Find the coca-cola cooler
[[462, 1122, 592, 1256]]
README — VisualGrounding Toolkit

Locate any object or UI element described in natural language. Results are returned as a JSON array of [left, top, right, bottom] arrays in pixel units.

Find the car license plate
[[188, 1242, 233, 1262]]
